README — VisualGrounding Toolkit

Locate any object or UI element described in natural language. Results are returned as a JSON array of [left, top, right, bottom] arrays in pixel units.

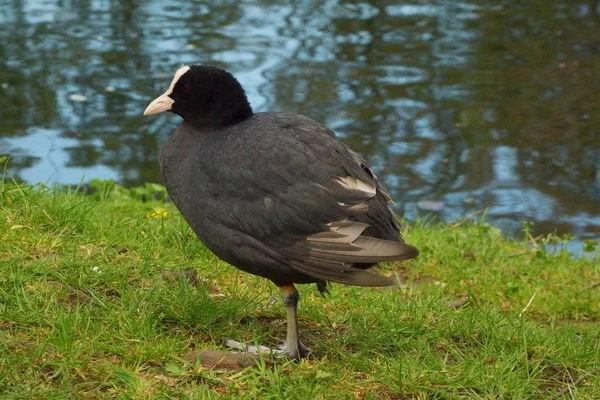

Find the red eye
[[182, 84, 192, 93]]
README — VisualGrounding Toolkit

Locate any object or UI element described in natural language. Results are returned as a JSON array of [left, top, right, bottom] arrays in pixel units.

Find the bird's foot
[[223, 339, 272, 356], [224, 339, 310, 360], [316, 280, 330, 298], [277, 340, 310, 360]]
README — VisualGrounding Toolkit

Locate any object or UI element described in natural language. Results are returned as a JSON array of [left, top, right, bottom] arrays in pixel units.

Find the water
[[1, 0, 599, 252]]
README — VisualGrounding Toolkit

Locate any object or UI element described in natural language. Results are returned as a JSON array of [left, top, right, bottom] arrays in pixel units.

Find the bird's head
[[143, 65, 253, 127]]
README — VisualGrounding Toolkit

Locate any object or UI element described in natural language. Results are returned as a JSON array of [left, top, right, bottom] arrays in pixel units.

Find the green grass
[[1, 180, 599, 399]]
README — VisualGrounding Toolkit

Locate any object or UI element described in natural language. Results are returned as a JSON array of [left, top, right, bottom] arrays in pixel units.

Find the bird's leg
[[278, 284, 310, 359], [223, 284, 309, 359]]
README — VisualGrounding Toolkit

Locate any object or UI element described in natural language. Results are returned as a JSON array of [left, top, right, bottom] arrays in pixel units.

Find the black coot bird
[[144, 65, 419, 359]]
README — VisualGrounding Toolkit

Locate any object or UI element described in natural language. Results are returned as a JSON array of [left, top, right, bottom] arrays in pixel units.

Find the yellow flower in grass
[[147, 207, 168, 219]]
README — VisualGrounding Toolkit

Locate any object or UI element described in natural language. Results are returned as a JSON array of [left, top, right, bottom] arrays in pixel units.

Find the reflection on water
[[0, 0, 599, 251]]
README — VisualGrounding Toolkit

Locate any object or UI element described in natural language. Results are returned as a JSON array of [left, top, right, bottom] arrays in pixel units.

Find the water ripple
[[0, 0, 598, 249]]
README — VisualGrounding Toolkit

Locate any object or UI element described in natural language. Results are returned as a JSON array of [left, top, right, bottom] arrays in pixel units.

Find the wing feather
[[207, 113, 418, 286]]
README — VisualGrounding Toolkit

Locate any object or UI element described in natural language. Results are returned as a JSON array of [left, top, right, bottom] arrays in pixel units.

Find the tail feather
[[282, 221, 419, 286]]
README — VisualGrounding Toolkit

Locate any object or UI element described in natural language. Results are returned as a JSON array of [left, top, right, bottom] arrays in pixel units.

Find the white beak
[[143, 93, 174, 116], [143, 65, 191, 116]]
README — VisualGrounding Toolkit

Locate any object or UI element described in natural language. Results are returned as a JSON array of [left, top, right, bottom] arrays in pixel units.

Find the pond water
[[1, 0, 599, 252]]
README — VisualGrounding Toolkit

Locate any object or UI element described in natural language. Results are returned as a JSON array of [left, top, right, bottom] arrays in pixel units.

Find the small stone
[[64, 290, 92, 306], [159, 267, 199, 287], [69, 94, 87, 102], [450, 293, 470, 309], [1, 83, 8, 89], [105, 86, 115, 92]]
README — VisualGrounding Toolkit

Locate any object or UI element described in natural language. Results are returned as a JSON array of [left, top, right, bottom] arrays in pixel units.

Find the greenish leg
[[279, 284, 310, 359]]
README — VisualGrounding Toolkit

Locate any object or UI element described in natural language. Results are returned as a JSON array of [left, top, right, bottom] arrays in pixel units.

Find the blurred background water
[[1, 0, 599, 252]]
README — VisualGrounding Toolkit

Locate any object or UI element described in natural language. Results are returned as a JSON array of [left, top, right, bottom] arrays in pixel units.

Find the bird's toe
[[277, 341, 310, 360]]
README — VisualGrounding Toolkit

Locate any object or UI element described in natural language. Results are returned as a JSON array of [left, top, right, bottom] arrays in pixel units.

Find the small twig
[[519, 292, 537, 318], [586, 281, 600, 291], [551, 367, 600, 398], [507, 252, 534, 258], [527, 232, 544, 248], [449, 209, 485, 228]]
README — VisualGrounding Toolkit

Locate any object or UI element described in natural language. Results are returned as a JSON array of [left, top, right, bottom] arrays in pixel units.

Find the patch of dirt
[[460, 251, 477, 260], [47, 279, 93, 307], [239, 315, 283, 327], [7, 340, 56, 359], [152, 373, 179, 387], [28, 247, 61, 260], [159, 267, 199, 287], [158, 268, 223, 296], [63, 290, 92, 306], [538, 363, 581, 386], [450, 293, 470, 309]]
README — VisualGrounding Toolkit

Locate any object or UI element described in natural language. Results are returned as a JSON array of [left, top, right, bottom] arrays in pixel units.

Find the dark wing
[[212, 113, 418, 286]]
